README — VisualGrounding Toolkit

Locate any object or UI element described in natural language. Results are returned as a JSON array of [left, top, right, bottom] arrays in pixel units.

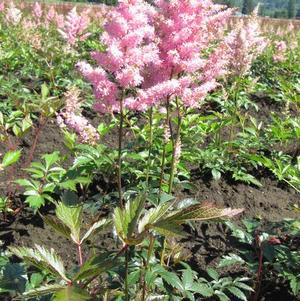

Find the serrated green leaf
[[159, 270, 184, 291], [2, 150, 21, 168], [152, 222, 185, 238], [113, 195, 145, 244], [290, 276, 300, 295], [43, 215, 71, 239], [74, 252, 117, 281], [191, 283, 214, 297], [160, 193, 175, 204], [227, 286, 247, 301], [234, 282, 254, 292], [182, 268, 194, 290], [216, 291, 230, 301], [80, 218, 111, 244], [138, 202, 174, 233], [9, 245, 70, 283], [218, 254, 245, 268], [30, 272, 44, 288], [56, 202, 82, 244], [15, 284, 64, 299], [25, 195, 45, 209], [15, 179, 36, 188], [207, 268, 219, 281], [42, 152, 60, 170], [127, 270, 140, 286]]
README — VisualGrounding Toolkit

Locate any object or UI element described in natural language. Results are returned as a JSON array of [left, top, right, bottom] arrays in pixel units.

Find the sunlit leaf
[[113, 195, 145, 244], [15, 284, 65, 299], [2, 150, 21, 168], [80, 218, 111, 244], [74, 252, 118, 282], [43, 215, 71, 239], [52, 286, 91, 301], [56, 202, 82, 244], [9, 245, 70, 283]]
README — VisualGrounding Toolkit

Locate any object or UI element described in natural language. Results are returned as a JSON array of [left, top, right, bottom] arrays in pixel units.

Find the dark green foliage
[[215, 0, 300, 18], [242, 0, 255, 14], [288, 0, 297, 18]]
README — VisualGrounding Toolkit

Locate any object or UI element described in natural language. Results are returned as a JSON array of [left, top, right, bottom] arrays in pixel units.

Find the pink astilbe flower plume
[[273, 40, 287, 62], [124, 0, 233, 110], [78, 0, 159, 113], [0, 2, 5, 12], [225, 6, 268, 77], [79, 0, 234, 112], [58, 7, 90, 46], [46, 6, 56, 22], [57, 87, 99, 145], [33, 2, 42, 19]]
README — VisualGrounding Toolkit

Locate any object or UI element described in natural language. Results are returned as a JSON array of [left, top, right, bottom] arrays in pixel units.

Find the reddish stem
[[77, 243, 83, 266], [252, 235, 264, 301], [25, 117, 47, 168]]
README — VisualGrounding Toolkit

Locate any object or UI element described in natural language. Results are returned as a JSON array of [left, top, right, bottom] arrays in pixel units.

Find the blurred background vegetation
[[216, 0, 300, 19], [52, 0, 300, 19]]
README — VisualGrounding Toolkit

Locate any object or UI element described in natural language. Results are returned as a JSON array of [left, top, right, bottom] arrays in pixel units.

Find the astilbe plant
[[32, 1, 42, 20], [77, 0, 159, 204], [5, 2, 22, 25], [76, 0, 234, 200], [58, 7, 91, 46], [57, 87, 99, 145], [273, 40, 288, 62], [225, 6, 268, 77]]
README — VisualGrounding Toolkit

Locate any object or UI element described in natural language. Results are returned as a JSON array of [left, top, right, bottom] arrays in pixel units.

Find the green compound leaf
[[9, 245, 70, 283]]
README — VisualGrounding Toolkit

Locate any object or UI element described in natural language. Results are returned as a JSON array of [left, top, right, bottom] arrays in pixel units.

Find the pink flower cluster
[[57, 87, 99, 145], [126, 0, 234, 109], [273, 40, 287, 62], [79, 0, 233, 113], [33, 2, 42, 19], [225, 7, 268, 77], [2, 2, 91, 45], [78, 0, 159, 113], [32, 3, 64, 28], [58, 7, 90, 46]]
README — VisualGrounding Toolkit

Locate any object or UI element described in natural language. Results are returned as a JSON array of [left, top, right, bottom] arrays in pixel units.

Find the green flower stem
[[145, 107, 153, 188], [168, 99, 182, 194], [125, 247, 129, 301], [141, 235, 155, 301], [117, 98, 124, 207], [158, 100, 171, 197]]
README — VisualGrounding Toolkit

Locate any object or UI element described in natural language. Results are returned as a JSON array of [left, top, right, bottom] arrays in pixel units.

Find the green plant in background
[[0, 150, 21, 216], [222, 218, 300, 299], [15, 152, 66, 210]]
